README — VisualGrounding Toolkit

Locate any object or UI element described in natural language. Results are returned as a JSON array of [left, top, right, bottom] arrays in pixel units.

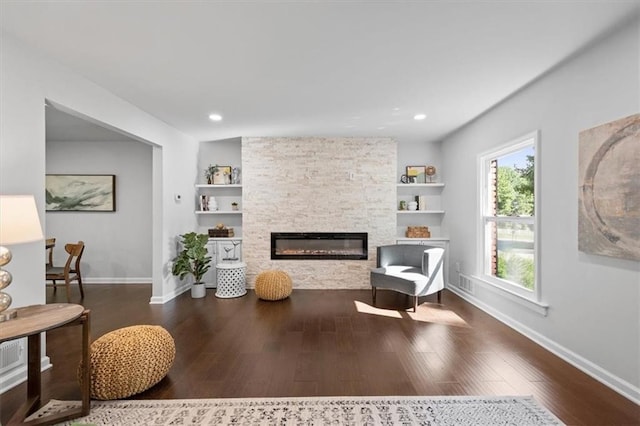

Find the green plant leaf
[[171, 232, 212, 283]]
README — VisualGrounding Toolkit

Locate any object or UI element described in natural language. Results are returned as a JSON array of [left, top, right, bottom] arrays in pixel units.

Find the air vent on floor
[[458, 274, 475, 294], [0, 339, 24, 373]]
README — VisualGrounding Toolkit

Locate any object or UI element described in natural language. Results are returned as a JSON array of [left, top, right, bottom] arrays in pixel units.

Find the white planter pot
[[191, 282, 206, 298]]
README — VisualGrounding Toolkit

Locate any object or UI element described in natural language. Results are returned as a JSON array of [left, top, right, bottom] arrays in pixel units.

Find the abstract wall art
[[578, 114, 639, 261], [46, 174, 116, 212]]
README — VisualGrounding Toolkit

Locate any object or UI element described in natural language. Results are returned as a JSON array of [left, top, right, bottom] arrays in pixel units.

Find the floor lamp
[[0, 195, 44, 322]]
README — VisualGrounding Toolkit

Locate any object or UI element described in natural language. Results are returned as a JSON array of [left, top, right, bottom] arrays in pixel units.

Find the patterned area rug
[[28, 395, 564, 425]]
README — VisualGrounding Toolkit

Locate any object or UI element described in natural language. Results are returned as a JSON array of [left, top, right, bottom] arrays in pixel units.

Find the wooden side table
[[0, 303, 91, 426]]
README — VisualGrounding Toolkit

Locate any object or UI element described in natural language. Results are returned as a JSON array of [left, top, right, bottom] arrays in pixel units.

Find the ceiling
[[2, 1, 638, 144]]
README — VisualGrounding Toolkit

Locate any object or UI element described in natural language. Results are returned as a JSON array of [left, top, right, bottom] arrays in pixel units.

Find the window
[[479, 132, 539, 301]]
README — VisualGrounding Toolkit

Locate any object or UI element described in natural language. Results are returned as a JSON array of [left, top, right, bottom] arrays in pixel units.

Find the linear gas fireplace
[[271, 232, 368, 260]]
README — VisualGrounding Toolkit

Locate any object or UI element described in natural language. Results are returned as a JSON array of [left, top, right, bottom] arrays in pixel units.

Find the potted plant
[[171, 232, 212, 298], [231, 202, 239, 211], [205, 164, 219, 184]]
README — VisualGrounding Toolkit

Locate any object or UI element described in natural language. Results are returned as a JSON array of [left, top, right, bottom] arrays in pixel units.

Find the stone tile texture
[[242, 137, 396, 289]]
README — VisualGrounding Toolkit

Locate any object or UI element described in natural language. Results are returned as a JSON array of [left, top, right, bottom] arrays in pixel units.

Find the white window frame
[[476, 131, 543, 307]]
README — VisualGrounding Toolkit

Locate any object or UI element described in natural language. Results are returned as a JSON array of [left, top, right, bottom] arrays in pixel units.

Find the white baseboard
[[149, 282, 190, 304], [83, 277, 152, 284], [446, 283, 640, 405], [0, 356, 51, 394]]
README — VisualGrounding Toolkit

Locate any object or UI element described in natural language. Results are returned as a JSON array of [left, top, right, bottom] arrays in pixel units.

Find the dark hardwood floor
[[1, 285, 638, 425]]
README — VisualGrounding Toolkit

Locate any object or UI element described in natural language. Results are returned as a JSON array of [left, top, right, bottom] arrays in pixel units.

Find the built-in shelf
[[396, 183, 445, 188], [397, 210, 445, 214], [396, 237, 450, 242], [195, 210, 242, 215], [195, 184, 242, 189], [396, 179, 445, 240]]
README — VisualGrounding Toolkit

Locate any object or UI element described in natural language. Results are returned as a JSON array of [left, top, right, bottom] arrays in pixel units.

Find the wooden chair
[[46, 241, 85, 302], [45, 238, 56, 268]]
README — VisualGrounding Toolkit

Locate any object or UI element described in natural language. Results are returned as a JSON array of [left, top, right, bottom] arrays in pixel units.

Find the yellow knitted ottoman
[[79, 325, 175, 400], [255, 270, 292, 301]]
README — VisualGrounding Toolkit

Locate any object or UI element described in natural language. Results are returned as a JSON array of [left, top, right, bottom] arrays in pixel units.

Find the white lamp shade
[[0, 195, 44, 245]]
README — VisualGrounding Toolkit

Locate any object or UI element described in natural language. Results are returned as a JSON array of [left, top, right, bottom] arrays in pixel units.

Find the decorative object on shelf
[[200, 195, 209, 211], [205, 165, 218, 184], [426, 165, 437, 182], [408, 201, 418, 211], [400, 174, 408, 184], [231, 167, 241, 184], [213, 166, 232, 185], [406, 166, 426, 184], [207, 196, 218, 211], [579, 113, 640, 261], [231, 202, 239, 211], [46, 174, 116, 211], [406, 226, 431, 238], [208, 223, 235, 238], [0, 195, 44, 322], [417, 195, 427, 210], [399, 200, 407, 210], [171, 232, 212, 298]]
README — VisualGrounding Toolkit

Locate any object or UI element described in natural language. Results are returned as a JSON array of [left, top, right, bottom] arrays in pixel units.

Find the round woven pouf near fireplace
[[215, 262, 247, 298], [255, 270, 292, 301]]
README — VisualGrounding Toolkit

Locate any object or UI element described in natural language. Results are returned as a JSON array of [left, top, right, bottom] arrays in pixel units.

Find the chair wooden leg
[[372, 287, 377, 305], [77, 274, 84, 298], [413, 296, 418, 312], [52, 280, 57, 293], [437, 290, 442, 304], [65, 277, 72, 303]]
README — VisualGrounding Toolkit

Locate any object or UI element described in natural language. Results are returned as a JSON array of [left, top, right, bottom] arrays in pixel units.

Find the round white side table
[[215, 262, 247, 298]]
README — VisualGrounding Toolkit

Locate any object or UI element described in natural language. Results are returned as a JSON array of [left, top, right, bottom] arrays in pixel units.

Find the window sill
[[469, 274, 549, 316]]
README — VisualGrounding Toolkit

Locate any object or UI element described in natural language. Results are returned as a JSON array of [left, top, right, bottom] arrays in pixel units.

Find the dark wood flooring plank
[[1, 286, 638, 426]]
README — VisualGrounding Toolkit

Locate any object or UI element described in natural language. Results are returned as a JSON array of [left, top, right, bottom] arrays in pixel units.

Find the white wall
[[0, 32, 198, 308], [441, 20, 639, 401], [46, 140, 153, 282], [397, 139, 442, 182]]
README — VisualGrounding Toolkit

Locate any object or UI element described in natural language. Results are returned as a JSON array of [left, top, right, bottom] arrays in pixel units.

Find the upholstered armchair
[[370, 244, 445, 312]]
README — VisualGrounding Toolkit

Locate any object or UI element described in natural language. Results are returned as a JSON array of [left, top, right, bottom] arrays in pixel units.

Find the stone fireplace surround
[[242, 137, 396, 289]]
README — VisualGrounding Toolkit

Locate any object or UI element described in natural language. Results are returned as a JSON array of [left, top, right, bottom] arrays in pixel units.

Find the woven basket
[[78, 325, 175, 400], [406, 226, 431, 238], [255, 270, 292, 301]]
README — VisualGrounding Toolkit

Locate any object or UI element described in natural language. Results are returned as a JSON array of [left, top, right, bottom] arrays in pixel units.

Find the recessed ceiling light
[[377, 126, 386, 130], [208, 113, 223, 122], [414, 113, 427, 120]]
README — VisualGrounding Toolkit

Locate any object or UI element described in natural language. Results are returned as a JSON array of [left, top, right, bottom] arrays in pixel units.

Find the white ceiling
[[2, 1, 638, 144]]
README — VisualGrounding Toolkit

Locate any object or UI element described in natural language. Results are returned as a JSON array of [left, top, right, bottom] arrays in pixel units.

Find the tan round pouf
[[255, 270, 292, 301], [78, 325, 175, 400]]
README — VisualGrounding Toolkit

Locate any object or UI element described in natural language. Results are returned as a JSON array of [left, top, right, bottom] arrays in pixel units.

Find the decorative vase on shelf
[[208, 197, 218, 211], [231, 167, 240, 184]]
